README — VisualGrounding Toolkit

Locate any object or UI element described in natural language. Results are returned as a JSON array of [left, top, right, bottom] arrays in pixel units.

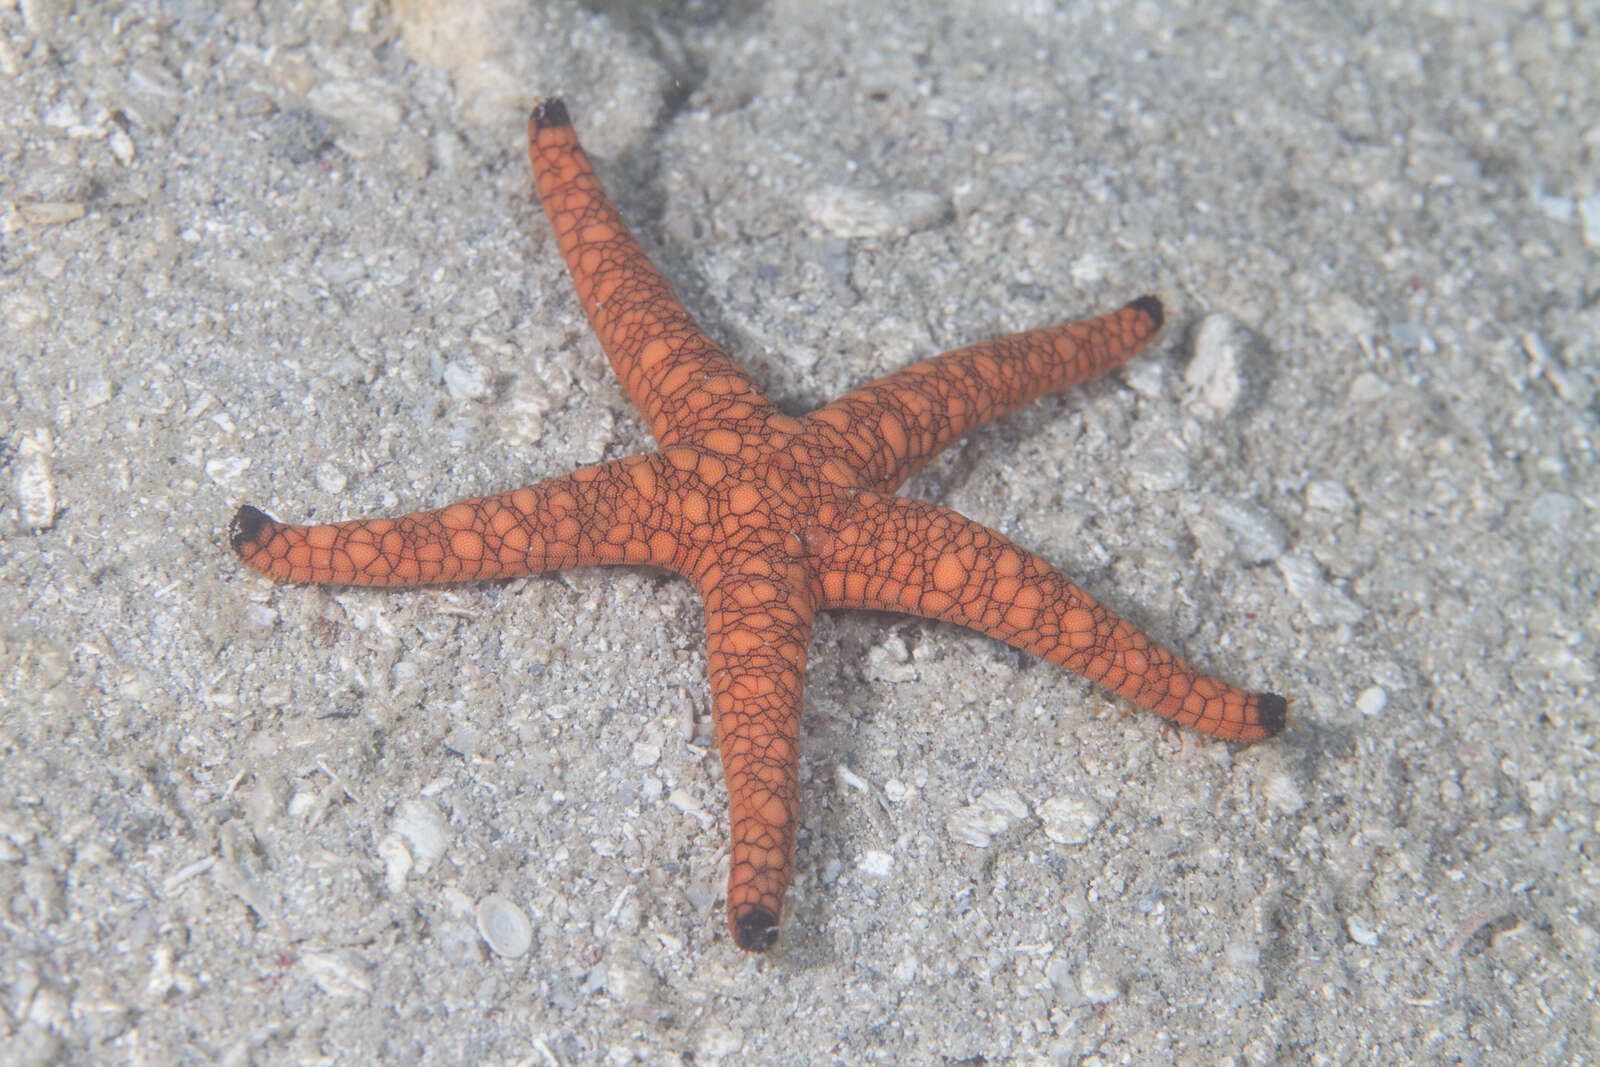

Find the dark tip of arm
[[732, 907, 779, 952], [530, 98, 570, 130], [1254, 692, 1287, 736], [1125, 295, 1163, 332], [229, 504, 273, 554]]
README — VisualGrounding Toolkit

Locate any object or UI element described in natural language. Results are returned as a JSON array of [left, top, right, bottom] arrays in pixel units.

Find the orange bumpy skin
[[232, 98, 1286, 953]]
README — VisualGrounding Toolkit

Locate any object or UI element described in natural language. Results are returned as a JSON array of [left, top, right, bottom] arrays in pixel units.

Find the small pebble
[[1121, 355, 1166, 400], [4, 290, 50, 329], [1208, 497, 1289, 564], [1356, 686, 1388, 717], [300, 951, 373, 999], [1128, 443, 1191, 493], [444, 723, 480, 757], [435, 920, 482, 967], [1185, 313, 1249, 416], [1262, 771, 1306, 815], [803, 185, 948, 239], [1277, 553, 1366, 626], [1315, 292, 1377, 341], [1224, 937, 1260, 970], [80, 377, 113, 408], [109, 126, 135, 165], [857, 850, 893, 878], [475, 893, 534, 958], [391, 799, 448, 873], [1389, 322, 1436, 353], [314, 462, 348, 495], [836, 765, 871, 794], [443, 358, 493, 401], [866, 633, 918, 683], [891, 954, 918, 985], [608, 891, 643, 936], [1304, 480, 1355, 514], [1076, 960, 1121, 1004], [15, 427, 58, 529], [19, 864, 55, 919], [669, 787, 712, 827], [376, 833, 412, 894], [305, 78, 403, 133], [1348, 371, 1391, 405], [19, 201, 85, 225], [144, 943, 177, 999], [204, 455, 251, 486], [604, 958, 661, 1008], [946, 789, 1029, 848], [1070, 250, 1107, 286], [697, 1024, 745, 1060], [1580, 192, 1600, 248], [1037, 794, 1104, 845], [1346, 914, 1380, 947], [42, 99, 79, 127], [1046, 956, 1076, 1001], [1527, 492, 1580, 532]]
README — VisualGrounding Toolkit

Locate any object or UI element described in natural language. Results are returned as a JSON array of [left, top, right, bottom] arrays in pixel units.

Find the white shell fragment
[[945, 789, 1030, 848], [314, 462, 349, 495], [376, 833, 413, 894], [1185, 313, 1250, 417], [18, 201, 85, 226], [14, 427, 57, 530], [1037, 794, 1104, 845], [476, 894, 533, 958], [1076, 960, 1122, 1004], [1207, 497, 1289, 565], [1356, 686, 1388, 718], [391, 800, 449, 874], [1277, 553, 1366, 626], [1347, 915, 1380, 947], [301, 951, 373, 1000], [1263, 771, 1307, 815], [857, 850, 894, 878], [109, 126, 135, 165], [443, 357, 493, 401], [804, 184, 949, 239]]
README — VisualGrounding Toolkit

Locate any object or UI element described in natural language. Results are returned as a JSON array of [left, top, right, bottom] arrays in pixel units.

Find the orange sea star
[[232, 99, 1285, 952]]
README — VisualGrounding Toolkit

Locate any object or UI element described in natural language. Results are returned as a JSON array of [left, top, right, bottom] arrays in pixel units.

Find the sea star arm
[[699, 574, 816, 951], [529, 100, 779, 446], [230, 453, 690, 585], [816, 493, 1286, 741], [803, 297, 1164, 494]]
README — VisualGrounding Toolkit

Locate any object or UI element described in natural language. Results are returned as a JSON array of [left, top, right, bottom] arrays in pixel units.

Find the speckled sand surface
[[3, 1, 1597, 1063]]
